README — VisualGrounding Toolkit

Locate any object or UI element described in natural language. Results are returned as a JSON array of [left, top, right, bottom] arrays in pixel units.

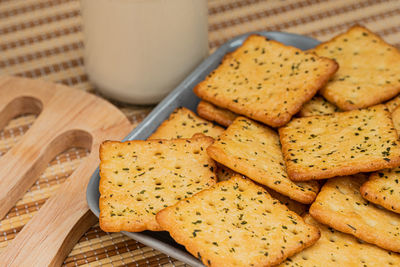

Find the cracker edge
[[197, 100, 237, 127], [279, 106, 400, 181], [297, 96, 340, 117], [156, 175, 321, 267], [193, 35, 338, 127], [98, 140, 131, 232], [360, 173, 400, 214], [148, 107, 223, 140], [315, 25, 400, 110]]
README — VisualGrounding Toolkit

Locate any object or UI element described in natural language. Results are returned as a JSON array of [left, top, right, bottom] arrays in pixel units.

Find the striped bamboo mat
[[0, 0, 399, 266]]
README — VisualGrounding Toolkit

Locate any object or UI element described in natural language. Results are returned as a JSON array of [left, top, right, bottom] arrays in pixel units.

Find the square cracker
[[280, 214, 400, 266], [313, 25, 400, 110], [310, 176, 400, 252], [298, 96, 340, 117], [279, 104, 400, 181], [194, 34, 338, 127], [148, 107, 224, 139], [99, 136, 217, 232], [207, 116, 320, 204], [197, 100, 238, 127], [361, 167, 400, 214], [156, 175, 320, 267]]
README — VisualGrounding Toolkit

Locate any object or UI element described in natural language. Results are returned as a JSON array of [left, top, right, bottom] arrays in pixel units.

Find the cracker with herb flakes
[[197, 100, 238, 127], [194, 34, 338, 127], [361, 167, 400, 214], [392, 106, 400, 133], [386, 95, 400, 112], [279, 105, 400, 181], [280, 214, 400, 266], [313, 25, 400, 110], [148, 107, 223, 139], [156, 175, 320, 267], [99, 136, 217, 232], [207, 116, 319, 204], [298, 95, 340, 117], [310, 176, 400, 252], [216, 163, 237, 182], [265, 188, 308, 215], [216, 168, 307, 214]]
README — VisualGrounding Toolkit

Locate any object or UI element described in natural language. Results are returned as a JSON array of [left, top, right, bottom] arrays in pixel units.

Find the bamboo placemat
[[0, 0, 399, 266]]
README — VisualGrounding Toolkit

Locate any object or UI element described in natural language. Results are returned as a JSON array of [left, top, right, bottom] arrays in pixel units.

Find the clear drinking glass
[[81, 0, 209, 104]]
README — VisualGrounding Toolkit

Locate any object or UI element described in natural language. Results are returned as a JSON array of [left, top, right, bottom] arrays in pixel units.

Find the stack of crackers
[[99, 26, 400, 266]]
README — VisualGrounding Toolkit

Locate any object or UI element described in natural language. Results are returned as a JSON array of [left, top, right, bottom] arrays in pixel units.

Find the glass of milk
[[81, 0, 209, 104]]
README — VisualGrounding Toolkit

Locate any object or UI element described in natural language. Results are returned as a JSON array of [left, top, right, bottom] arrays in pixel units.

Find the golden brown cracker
[[194, 34, 338, 127], [207, 116, 319, 204], [361, 167, 400, 214], [156, 175, 320, 267], [99, 137, 217, 232], [280, 214, 400, 266], [215, 165, 307, 214], [313, 25, 400, 110], [264, 188, 308, 215], [279, 105, 400, 181], [298, 95, 340, 117], [386, 95, 400, 112], [148, 107, 223, 139], [310, 176, 400, 252], [392, 106, 400, 133], [216, 163, 237, 182], [197, 100, 238, 127]]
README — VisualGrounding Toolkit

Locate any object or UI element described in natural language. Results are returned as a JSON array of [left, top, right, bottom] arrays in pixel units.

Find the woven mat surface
[[0, 0, 399, 266]]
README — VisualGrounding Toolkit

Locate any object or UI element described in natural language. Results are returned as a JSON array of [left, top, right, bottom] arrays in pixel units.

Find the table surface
[[0, 0, 399, 266]]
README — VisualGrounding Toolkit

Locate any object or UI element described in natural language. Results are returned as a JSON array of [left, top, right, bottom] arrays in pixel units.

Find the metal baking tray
[[86, 31, 320, 266]]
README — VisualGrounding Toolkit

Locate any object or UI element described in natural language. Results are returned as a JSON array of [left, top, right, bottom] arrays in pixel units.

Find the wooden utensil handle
[[0, 153, 98, 267], [0, 76, 133, 266], [0, 123, 92, 220]]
